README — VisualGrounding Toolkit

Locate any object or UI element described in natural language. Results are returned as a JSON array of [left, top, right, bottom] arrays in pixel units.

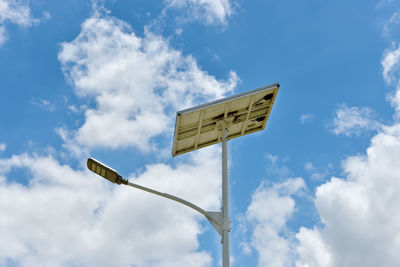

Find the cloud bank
[[245, 14, 400, 267], [58, 13, 237, 153], [0, 4, 240, 266], [0, 148, 223, 267]]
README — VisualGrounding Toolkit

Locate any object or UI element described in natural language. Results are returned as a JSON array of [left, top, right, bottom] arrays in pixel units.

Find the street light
[[87, 158, 127, 185], [171, 82, 280, 267], [87, 82, 280, 267]]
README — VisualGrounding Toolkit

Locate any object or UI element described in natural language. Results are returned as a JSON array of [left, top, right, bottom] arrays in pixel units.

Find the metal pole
[[222, 123, 230, 267]]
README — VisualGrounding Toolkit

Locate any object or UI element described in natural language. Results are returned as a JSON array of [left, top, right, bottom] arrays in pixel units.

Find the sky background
[[1, 0, 400, 266]]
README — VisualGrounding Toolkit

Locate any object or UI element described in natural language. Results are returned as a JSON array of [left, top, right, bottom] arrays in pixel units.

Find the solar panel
[[172, 83, 280, 156]]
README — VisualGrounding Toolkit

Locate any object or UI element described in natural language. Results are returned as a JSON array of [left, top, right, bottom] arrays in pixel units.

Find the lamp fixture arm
[[126, 181, 206, 216], [87, 158, 223, 235], [122, 180, 223, 235]]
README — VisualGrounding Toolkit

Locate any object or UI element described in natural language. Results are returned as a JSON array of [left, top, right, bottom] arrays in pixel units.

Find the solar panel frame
[[172, 82, 280, 156]]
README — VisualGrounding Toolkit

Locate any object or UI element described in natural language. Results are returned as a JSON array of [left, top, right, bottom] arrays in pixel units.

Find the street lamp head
[[87, 158, 127, 185]]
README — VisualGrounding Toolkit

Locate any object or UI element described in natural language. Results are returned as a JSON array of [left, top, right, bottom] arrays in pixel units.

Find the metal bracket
[[217, 119, 233, 142], [205, 211, 231, 237], [205, 211, 223, 236], [217, 119, 233, 131]]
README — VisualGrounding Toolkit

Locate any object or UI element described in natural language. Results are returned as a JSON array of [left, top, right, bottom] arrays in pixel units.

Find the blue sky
[[1, 0, 400, 266]]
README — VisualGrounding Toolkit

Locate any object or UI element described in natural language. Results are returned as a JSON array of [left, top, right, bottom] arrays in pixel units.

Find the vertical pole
[[222, 122, 230, 267]]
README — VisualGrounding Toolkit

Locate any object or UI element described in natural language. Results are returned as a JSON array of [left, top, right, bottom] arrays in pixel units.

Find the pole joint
[[116, 176, 128, 185], [223, 217, 231, 232], [217, 119, 232, 142]]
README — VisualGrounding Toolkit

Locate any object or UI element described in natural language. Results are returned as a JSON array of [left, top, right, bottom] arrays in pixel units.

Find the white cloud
[[383, 11, 400, 37], [0, 0, 41, 45], [246, 35, 400, 266], [296, 227, 333, 267], [253, 123, 400, 267], [304, 162, 314, 171], [296, 123, 400, 267], [305, 162, 332, 181], [245, 178, 305, 267], [265, 154, 292, 178], [0, 0, 38, 26], [299, 113, 314, 124], [0, 147, 222, 267], [246, 125, 400, 266], [1, 6, 233, 261], [331, 104, 381, 136], [0, 142, 5, 152], [382, 43, 400, 117], [382, 42, 400, 85], [58, 13, 238, 153], [163, 0, 234, 25], [294, 25, 400, 267], [310, 172, 327, 181], [31, 98, 56, 112], [68, 105, 78, 113]]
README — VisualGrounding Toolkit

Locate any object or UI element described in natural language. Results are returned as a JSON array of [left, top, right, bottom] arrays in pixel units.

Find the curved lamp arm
[[87, 158, 223, 235]]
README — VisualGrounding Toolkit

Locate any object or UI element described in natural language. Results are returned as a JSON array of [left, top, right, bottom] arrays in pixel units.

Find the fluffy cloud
[[255, 114, 400, 267], [382, 43, 400, 117], [245, 23, 400, 267], [1, 9, 232, 265], [245, 178, 305, 267], [0, 0, 40, 44], [296, 228, 333, 267], [0, 147, 221, 267], [295, 27, 400, 267], [331, 104, 381, 136], [163, 0, 234, 25], [296, 123, 400, 267], [246, 133, 400, 267], [382, 42, 400, 85], [58, 13, 238, 153]]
